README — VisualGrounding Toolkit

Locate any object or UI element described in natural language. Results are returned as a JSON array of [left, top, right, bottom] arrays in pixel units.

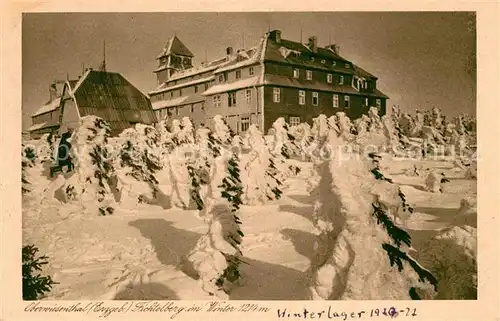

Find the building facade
[[149, 30, 389, 134], [28, 80, 75, 139]]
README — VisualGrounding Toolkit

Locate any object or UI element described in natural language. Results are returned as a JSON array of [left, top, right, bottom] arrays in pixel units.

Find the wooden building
[[149, 30, 389, 134], [28, 80, 75, 139], [29, 69, 157, 138]]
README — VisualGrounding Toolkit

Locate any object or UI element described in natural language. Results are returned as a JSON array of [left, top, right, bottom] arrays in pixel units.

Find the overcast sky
[[22, 12, 476, 130]]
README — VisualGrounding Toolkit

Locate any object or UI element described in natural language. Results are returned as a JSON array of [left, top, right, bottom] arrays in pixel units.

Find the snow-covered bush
[[62, 116, 116, 216], [155, 120, 176, 153], [335, 112, 356, 141], [424, 171, 443, 193], [465, 161, 477, 179], [171, 117, 195, 146], [22, 244, 58, 300]]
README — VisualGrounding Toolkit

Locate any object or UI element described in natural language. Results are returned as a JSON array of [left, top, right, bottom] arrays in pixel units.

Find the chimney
[[226, 47, 234, 56], [307, 36, 318, 52], [269, 30, 282, 43], [327, 44, 340, 55], [49, 81, 58, 101]]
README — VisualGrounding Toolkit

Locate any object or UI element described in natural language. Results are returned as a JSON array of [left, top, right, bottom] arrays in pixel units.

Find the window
[[228, 92, 237, 107], [365, 98, 369, 106], [179, 89, 183, 96], [312, 92, 319, 106], [249, 67, 254, 75], [223, 72, 228, 82], [236, 70, 241, 80], [213, 95, 221, 108], [201, 102, 205, 112], [339, 75, 344, 85], [190, 104, 194, 113], [327, 74, 333, 84], [333, 94, 339, 108], [289, 116, 301, 127], [344, 95, 350, 108], [194, 85, 198, 93], [306, 70, 312, 80], [170, 92, 173, 98], [332, 61, 337, 66], [205, 83, 209, 90], [299, 90, 306, 105], [219, 75, 224, 83], [245, 89, 252, 103], [273, 88, 281, 103], [240, 117, 250, 132], [175, 107, 179, 116], [376, 99, 381, 109], [293, 68, 299, 79]]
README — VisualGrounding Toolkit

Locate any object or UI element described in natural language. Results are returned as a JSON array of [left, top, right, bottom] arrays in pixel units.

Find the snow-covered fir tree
[[22, 144, 37, 194], [267, 118, 301, 180], [187, 150, 245, 298], [240, 125, 283, 205], [308, 131, 437, 300], [62, 116, 116, 216], [114, 124, 163, 207]]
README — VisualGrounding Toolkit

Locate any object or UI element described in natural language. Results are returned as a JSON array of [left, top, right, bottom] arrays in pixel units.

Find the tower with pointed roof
[[154, 36, 195, 85]]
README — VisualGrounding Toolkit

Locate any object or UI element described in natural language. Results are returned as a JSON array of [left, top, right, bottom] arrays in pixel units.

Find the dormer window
[[345, 63, 350, 69], [332, 61, 337, 66], [310, 57, 315, 62]]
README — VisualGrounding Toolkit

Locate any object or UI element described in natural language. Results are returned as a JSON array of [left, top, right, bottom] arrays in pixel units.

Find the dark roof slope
[[264, 37, 354, 74], [157, 36, 194, 59], [353, 64, 377, 80], [72, 70, 157, 134]]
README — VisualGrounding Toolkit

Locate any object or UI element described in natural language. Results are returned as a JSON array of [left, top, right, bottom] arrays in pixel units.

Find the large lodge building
[[149, 29, 389, 134]]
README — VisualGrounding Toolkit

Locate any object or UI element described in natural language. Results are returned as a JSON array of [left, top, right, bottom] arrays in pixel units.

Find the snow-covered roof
[[151, 94, 205, 110], [165, 60, 224, 82], [149, 75, 215, 95], [32, 97, 61, 117], [27, 120, 59, 132], [202, 76, 262, 96]]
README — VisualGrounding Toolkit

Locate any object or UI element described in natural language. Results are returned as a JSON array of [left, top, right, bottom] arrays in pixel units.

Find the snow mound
[[413, 226, 477, 299]]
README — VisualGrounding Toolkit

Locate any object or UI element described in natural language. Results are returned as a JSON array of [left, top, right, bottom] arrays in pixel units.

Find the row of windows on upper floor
[[153, 68, 371, 104], [210, 88, 382, 109]]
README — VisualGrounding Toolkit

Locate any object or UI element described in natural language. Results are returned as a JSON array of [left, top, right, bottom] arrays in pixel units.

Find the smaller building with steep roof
[[28, 69, 157, 138]]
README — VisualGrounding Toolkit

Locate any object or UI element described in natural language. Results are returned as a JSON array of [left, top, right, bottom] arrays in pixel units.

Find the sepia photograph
[[19, 11, 480, 303]]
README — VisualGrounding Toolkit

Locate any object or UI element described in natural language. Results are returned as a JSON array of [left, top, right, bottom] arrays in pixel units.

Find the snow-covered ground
[[23, 154, 477, 300]]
